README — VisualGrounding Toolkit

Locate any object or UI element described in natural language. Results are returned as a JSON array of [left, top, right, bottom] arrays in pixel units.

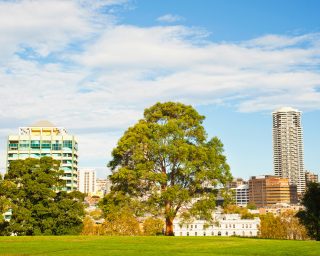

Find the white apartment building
[[78, 169, 96, 194], [6, 120, 78, 191], [231, 184, 249, 207], [272, 107, 305, 194], [173, 213, 260, 237]]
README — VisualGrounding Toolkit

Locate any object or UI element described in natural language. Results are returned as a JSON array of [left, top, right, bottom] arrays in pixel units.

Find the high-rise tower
[[7, 120, 78, 191], [272, 107, 305, 194]]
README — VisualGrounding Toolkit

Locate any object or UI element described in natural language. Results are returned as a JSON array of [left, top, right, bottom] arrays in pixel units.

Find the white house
[[173, 213, 260, 237]]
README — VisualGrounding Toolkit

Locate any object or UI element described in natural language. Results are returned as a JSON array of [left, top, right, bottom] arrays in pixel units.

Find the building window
[[41, 140, 51, 149], [218, 231, 221, 236], [187, 232, 189, 236], [63, 140, 73, 149], [195, 232, 197, 236], [9, 142, 18, 150], [52, 142, 62, 150], [19, 140, 30, 149], [30, 140, 40, 149]]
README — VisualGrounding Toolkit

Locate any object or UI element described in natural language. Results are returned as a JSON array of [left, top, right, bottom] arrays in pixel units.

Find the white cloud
[[0, 0, 320, 172], [157, 14, 184, 23]]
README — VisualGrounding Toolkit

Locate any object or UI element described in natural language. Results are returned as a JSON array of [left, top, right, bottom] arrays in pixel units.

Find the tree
[[107, 102, 232, 235], [102, 210, 141, 236], [296, 182, 320, 240], [259, 213, 286, 239], [99, 193, 141, 236], [259, 211, 308, 240], [223, 204, 256, 219], [0, 174, 11, 235], [0, 157, 85, 235], [81, 216, 104, 235], [143, 217, 164, 236]]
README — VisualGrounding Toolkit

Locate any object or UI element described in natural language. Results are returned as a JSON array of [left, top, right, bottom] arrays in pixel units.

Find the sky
[[0, 0, 319, 179]]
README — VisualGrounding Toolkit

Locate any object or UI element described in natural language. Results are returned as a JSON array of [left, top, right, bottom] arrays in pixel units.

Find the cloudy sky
[[0, 0, 319, 178]]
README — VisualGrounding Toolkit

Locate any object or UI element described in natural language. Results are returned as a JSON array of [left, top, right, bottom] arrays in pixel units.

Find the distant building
[[173, 213, 260, 237], [78, 169, 96, 195], [305, 171, 319, 184], [248, 175, 296, 207], [231, 184, 249, 207], [95, 178, 112, 197], [7, 120, 78, 191], [2, 209, 12, 222], [272, 107, 305, 194], [227, 178, 247, 189], [259, 203, 303, 216]]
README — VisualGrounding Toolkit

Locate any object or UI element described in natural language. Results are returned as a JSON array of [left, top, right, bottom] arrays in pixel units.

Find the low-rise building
[[95, 178, 111, 197], [305, 171, 319, 184], [259, 203, 303, 216], [227, 178, 247, 189], [173, 213, 260, 237], [231, 184, 249, 207], [2, 209, 12, 222]]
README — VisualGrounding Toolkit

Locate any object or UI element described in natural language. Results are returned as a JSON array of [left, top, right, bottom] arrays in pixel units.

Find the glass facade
[[7, 124, 78, 192]]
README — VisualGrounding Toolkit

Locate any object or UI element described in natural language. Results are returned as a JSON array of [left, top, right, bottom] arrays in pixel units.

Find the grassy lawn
[[0, 236, 319, 256]]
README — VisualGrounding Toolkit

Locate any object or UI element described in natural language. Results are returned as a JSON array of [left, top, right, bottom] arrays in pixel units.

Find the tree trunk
[[165, 217, 174, 236]]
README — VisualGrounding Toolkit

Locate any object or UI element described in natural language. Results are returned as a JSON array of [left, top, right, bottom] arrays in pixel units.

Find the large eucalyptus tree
[[107, 102, 232, 235]]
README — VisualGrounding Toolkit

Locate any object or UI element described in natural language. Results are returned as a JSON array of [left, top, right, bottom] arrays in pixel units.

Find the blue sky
[[0, 0, 319, 179]]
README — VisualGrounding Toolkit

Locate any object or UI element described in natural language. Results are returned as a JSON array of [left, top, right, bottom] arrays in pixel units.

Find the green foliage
[[246, 202, 257, 210], [98, 193, 141, 236], [0, 157, 85, 235], [260, 211, 308, 240], [102, 210, 141, 236], [296, 182, 320, 240], [106, 102, 232, 235], [143, 217, 164, 236], [223, 205, 256, 219]]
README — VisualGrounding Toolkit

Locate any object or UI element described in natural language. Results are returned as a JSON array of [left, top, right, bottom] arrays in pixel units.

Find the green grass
[[0, 236, 319, 256]]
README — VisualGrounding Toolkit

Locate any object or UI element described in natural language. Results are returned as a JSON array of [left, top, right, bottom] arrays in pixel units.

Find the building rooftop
[[236, 184, 249, 189], [273, 107, 300, 113], [30, 120, 56, 127]]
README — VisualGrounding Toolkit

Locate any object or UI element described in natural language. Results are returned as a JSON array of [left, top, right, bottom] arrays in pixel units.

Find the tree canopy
[[0, 157, 85, 235], [106, 102, 232, 235], [296, 182, 320, 240]]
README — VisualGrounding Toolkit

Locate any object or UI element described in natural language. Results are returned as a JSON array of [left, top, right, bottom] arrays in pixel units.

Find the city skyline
[[0, 0, 319, 179]]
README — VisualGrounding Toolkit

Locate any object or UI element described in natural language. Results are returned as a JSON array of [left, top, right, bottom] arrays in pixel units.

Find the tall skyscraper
[[7, 120, 78, 191], [272, 107, 305, 194]]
